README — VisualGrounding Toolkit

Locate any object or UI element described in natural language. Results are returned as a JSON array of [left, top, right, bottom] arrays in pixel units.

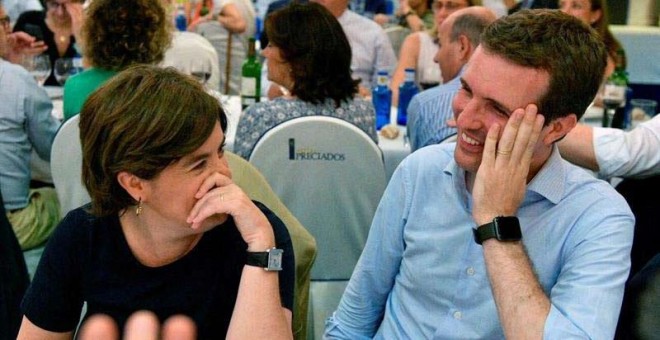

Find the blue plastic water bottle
[[175, 5, 187, 32], [372, 70, 392, 130], [397, 68, 418, 126]]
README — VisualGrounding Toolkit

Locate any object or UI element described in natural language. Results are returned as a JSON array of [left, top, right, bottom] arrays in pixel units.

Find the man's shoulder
[[0, 60, 34, 82], [404, 142, 456, 170], [413, 84, 458, 105]]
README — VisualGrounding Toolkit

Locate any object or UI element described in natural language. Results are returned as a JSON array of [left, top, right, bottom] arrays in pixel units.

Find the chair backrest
[[225, 151, 316, 340], [50, 115, 90, 216], [249, 116, 387, 280], [385, 25, 411, 57], [195, 21, 248, 95]]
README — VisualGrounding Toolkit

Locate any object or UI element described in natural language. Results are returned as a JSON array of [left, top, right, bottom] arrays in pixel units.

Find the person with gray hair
[[407, 6, 496, 151], [325, 9, 633, 339]]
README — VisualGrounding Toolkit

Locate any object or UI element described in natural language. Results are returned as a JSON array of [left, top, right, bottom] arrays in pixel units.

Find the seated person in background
[[18, 65, 295, 339], [325, 9, 633, 339], [407, 6, 495, 151], [1, 4, 61, 251], [393, 0, 434, 32], [507, 0, 557, 13], [234, 2, 377, 160], [390, 0, 479, 106], [560, 0, 625, 78], [4, 0, 42, 25], [313, 0, 396, 94], [62, 0, 171, 120], [13, 0, 84, 86], [185, 0, 250, 35]]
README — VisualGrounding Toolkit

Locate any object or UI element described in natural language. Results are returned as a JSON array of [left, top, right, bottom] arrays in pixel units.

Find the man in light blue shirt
[[325, 9, 634, 340], [1, 4, 60, 250], [407, 7, 496, 151]]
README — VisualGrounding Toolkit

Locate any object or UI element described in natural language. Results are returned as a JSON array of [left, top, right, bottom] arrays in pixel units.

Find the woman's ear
[[590, 8, 603, 25], [116, 171, 146, 202]]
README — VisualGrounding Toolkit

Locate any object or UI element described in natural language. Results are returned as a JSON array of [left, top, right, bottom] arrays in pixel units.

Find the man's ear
[[543, 113, 578, 145], [116, 171, 146, 202], [458, 34, 473, 61]]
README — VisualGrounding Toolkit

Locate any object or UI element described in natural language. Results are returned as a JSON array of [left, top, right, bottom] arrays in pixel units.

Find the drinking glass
[[54, 58, 81, 85], [25, 54, 51, 86]]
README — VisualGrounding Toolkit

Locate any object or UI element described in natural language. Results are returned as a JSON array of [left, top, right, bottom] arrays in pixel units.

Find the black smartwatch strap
[[473, 222, 497, 245]]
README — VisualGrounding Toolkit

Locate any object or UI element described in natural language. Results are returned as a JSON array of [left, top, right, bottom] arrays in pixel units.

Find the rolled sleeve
[[594, 116, 660, 178]]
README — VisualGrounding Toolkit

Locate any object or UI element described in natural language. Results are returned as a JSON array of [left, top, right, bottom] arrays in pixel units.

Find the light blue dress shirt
[[338, 9, 397, 90], [0, 60, 60, 211], [325, 143, 634, 339], [406, 69, 462, 151]]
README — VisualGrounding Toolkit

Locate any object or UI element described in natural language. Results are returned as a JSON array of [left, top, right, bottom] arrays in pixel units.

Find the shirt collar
[[443, 144, 566, 205]]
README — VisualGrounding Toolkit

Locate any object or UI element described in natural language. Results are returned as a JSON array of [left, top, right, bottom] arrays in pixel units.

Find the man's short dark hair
[[481, 9, 607, 122]]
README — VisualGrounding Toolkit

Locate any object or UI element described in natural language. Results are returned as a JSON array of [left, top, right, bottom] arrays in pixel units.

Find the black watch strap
[[246, 247, 283, 271], [473, 216, 522, 245]]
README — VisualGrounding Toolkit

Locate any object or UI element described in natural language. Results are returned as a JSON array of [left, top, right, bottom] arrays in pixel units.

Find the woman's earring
[[136, 197, 143, 216]]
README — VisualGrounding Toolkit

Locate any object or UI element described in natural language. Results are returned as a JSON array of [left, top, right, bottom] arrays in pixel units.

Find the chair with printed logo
[[51, 114, 91, 217], [248, 116, 387, 339]]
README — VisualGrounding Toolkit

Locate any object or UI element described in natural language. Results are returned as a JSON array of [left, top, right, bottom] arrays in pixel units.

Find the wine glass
[[54, 58, 81, 85], [601, 81, 625, 127], [25, 54, 51, 86], [189, 59, 212, 86]]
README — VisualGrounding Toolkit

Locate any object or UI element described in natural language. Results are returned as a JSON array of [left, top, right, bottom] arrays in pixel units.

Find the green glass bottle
[[602, 48, 628, 128], [241, 38, 261, 110]]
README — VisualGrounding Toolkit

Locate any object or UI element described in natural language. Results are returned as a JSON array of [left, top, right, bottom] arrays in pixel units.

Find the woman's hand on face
[[186, 172, 275, 251], [65, 2, 85, 41]]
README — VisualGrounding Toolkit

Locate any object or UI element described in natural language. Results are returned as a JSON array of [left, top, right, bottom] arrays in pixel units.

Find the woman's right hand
[[65, 2, 85, 43], [187, 172, 276, 251]]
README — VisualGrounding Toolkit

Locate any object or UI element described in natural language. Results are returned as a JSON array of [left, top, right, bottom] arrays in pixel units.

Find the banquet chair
[[195, 21, 248, 95], [225, 152, 317, 340], [248, 116, 387, 340], [50, 115, 90, 216], [385, 25, 411, 57], [50, 120, 316, 339]]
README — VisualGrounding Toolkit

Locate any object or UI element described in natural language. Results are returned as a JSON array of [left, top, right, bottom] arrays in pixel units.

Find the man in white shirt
[[3, 0, 42, 25]]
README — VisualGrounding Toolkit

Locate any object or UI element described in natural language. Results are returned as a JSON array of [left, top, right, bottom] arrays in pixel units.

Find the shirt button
[[466, 267, 475, 276], [453, 311, 462, 320]]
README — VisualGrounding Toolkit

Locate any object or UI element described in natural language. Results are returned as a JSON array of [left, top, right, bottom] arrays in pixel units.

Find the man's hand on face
[[471, 104, 545, 225]]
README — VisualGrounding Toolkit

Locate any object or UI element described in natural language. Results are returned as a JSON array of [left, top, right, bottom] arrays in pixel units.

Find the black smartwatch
[[246, 247, 283, 271], [473, 216, 522, 245]]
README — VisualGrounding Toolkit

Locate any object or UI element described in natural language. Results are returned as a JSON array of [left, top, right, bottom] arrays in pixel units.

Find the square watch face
[[267, 248, 284, 271]]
